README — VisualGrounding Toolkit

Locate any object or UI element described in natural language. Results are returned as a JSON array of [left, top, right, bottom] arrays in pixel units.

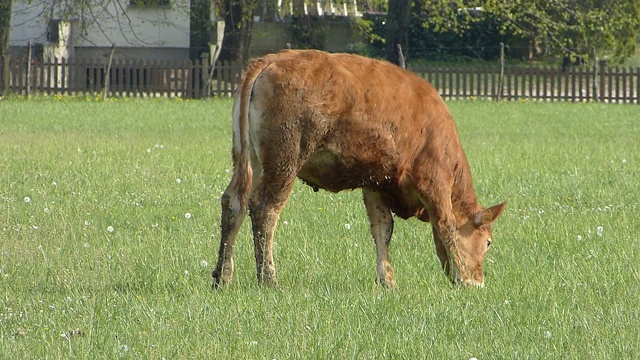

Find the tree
[[0, 0, 11, 96], [484, 0, 640, 64], [366, 0, 640, 64], [385, 0, 410, 65], [218, 0, 258, 64], [190, 0, 212, 60]]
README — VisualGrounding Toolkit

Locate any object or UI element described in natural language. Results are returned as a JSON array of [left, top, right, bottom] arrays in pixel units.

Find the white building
[[10, 0, 192, 61]]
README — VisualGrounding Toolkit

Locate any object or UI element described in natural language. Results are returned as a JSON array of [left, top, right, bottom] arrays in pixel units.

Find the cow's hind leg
[[363, 189, 395, 288], [212, 169, 252, 288], [249, 167, 296, 286]]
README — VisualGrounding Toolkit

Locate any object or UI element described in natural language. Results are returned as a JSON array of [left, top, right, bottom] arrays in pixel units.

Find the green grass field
[[1, 97, 638, 358]]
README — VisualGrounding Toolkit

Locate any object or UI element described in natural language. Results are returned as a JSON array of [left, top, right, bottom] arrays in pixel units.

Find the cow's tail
[[230, 59, 270, 199]]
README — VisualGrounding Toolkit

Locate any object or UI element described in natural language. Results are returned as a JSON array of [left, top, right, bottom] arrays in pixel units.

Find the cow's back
[[248, 50, 463, 195]]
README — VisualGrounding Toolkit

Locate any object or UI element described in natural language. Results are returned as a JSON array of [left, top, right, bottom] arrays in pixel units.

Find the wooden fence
[[3, 55, 640, 103], [3, 56, 241, 99], [410, 62, 640, 103]]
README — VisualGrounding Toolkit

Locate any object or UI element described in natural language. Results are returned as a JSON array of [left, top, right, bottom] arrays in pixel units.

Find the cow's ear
[[473, 202, 506, 228]]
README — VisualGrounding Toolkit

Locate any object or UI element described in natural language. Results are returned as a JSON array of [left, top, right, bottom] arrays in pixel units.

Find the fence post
[[598, 60, 607, 103], [0, 50, 9, 96], [497, 42, 504, 102], [26, 41, 32, 98], [397, 44, 406, 69], [637, 67, 640, 105], [591, 47, 598, 102], [103, 44, 115, 100], [201, 52, 210, 98]]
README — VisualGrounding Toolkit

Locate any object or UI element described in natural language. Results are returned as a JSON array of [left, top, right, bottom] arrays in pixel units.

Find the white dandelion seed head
[[545, 331, 552, 339], [577, 235, 582, 241], [596, 226, 603, 236], [283, 220, 289, 226], [51, 181, 57, 187], [107, 226, 114, 233], [185, 212, 192, 219], [24, 197, 31, 203], [176, 178, 182, 184], [345, 224, 351, 230], [44, 208, 50, 214], [622, 159, 627, 164], [200, 260, 208, 268], [146, 148, 151, 153], [184, 270, 190, 276], [84, 243, 90, 248]]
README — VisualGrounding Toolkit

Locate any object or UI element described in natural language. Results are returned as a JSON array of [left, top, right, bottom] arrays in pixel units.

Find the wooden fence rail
[[4, 55, 639, 103]]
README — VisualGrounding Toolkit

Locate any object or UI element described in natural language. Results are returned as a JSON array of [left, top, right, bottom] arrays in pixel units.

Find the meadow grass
[[0, 96, 638, 359]]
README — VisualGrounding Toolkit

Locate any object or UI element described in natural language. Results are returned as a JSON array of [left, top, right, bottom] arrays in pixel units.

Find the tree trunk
[[385, 0, 410, 66], [0, 0, 12, 96], [190, 0, 212, 60], [219, 0, 258, 65]]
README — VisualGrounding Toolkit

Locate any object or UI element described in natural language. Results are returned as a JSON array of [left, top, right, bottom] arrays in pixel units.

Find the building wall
[[250, 19, 363, 58], [10, 0, 364, 62], [10, 0, 190, 60], [250, 22, 292, 57]]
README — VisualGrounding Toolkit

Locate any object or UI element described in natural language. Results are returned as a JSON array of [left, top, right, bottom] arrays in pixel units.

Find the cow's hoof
[[211, 270, 230, 289], [375, 277, 396, 289]]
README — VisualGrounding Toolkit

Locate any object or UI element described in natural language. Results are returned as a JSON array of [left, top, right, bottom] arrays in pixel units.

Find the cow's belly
[[298, 149, 393, 193], [298, 149, 431, 221]]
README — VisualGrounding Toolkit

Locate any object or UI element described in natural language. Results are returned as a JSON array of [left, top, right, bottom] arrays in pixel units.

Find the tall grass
[[0, 97, 638, 358]]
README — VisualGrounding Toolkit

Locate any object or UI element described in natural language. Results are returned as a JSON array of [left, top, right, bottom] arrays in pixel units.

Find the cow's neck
[[451, 157, 481, 222]]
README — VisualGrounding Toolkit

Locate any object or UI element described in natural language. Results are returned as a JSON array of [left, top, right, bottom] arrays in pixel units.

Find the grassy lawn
[[1, 97, 638, 358]]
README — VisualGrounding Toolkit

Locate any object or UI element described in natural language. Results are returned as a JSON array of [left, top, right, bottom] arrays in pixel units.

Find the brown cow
[[212, 50, 505, 288]]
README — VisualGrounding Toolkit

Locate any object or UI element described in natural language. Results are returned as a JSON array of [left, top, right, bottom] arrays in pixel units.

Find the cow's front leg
[[415, 174, 466, 285], [431, 216, 464, 284], [363, 189, 395, 288], [431, 224, 451, 276]]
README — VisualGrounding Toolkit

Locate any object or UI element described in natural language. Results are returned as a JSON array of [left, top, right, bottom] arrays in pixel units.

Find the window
[[47, 20, 60, 43], [129, 0, 170, 7]]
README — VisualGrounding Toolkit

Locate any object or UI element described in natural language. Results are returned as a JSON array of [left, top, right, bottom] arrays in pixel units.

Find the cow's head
[[452, 202, 506, 287]]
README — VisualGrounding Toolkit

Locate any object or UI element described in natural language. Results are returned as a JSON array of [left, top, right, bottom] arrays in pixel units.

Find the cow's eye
[[486, 238, 492, 248]]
